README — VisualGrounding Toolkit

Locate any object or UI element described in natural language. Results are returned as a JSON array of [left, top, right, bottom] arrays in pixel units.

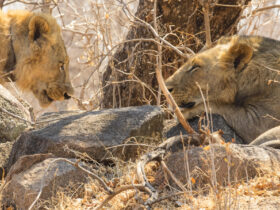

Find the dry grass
[[34, 157, 280, 210]]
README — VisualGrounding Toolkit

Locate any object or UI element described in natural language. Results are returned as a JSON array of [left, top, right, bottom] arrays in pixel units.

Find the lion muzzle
[[64, 92, 71, 100]]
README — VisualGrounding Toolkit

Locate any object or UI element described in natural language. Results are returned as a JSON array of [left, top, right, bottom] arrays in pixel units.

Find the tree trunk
[[102, 0, 250, 108], [0, 0, 5, 9]]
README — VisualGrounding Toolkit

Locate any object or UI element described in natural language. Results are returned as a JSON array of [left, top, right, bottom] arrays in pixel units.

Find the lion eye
[[60, 64, 65, 71], [188, 64, 200, 73]]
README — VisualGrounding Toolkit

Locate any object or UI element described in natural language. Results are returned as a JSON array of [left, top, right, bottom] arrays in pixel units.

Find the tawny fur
[[0, 10, 73, 107], [165, 35, 280, 143]]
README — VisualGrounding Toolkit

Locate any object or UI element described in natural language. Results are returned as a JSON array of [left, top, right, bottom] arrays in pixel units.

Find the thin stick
[[94, 184, 151, 210], [106, 143, 157, 149], [252, 5, 280, 15], [149, 192, 185, 205], [161, 160, 187, 192], [63, 158, 112, 193], [181, 133, 193, 195], [0, 106, 81, 126], [214, 4, 242, 8], [154, 0, 162, 106], [0, 107, 34, 125], [155, 59, 195, 134], [0, 72, 12, 79], [151, 0, 194, 134]]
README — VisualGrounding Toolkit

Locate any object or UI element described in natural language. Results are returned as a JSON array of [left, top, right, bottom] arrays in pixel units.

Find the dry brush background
[[2, 0, 280, 117], [2, 0, 280, 209]]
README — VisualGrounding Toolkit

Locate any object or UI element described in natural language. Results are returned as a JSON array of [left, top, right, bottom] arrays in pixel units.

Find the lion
[[165, 35, 280, 144], [0, 10, 74, 107]]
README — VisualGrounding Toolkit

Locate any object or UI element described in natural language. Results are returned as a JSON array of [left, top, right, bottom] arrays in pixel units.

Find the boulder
[[0, 85, 30, 142], [2, 156, 88, 209], [7, 105, 164, 170], [155, 143, 280, 188]]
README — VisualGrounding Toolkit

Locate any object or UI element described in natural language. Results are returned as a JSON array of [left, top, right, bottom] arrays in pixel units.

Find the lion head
[[7, 11, 74, 107], [165, 36, 255, 119]]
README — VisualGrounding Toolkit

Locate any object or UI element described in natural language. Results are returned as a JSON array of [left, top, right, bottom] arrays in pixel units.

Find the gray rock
[[5, 153, 55, 182], [0, 85, 30, 142], [0, 141, 14, 178], [164, 114, 244, 144], [7, 105, 164, 170], [155, 144, 280, 189], [2, 157, 88, 209]]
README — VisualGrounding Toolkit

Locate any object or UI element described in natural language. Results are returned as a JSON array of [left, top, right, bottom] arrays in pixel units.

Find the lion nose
[[64, 93, 71, 100], [168, 88, 174, 92]]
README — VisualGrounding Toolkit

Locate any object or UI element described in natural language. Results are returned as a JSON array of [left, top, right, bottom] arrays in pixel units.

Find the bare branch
[[119, 0, 194, 57], [200, 0, 212, 48], [153, 0, 161, 106], [155, 57, 195, 134], [151, 0, 195, 134], [252, 5, 280, 15], [149, 192, 186, 205], [214, 3, 242, 8], [161, 160, 187, 192]]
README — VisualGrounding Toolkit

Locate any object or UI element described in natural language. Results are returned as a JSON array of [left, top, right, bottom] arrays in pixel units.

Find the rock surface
[[2, 157, 88, 209], [156, 144, 280, 188], [0, 141, 15, 178], [5, 153, 55, 182], [0, 85, 30, 142], [7, 105, 164, 170]]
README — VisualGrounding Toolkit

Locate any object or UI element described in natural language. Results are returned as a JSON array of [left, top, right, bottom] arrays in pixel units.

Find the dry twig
[[0, 106, 34, 125], [94, 184, 152, 210], [252, 5, 280, 15], [135, 133, 203, 207], [160, 160, 187, 192]]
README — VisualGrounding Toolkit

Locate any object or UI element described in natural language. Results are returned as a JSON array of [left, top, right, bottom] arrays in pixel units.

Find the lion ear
[[223, 40, 253, 71], [28, 15, 50, 41]]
